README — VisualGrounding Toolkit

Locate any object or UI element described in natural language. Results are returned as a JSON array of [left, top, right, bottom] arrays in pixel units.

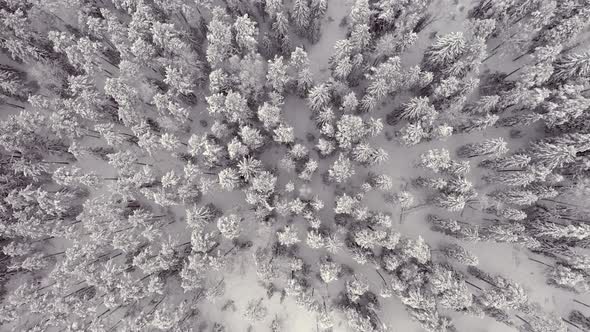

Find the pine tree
[[400, 97, 437, 123], [306, 229, 325, 249], [273, 123, 295, 143], [483, 153, 531, 170], [363, 57, 403, 108], [207, 7, 233, 68], [548, 265, 589, 293], [164, 65, 194, 96], [434, 193, 467, 212], [104, 78, 140, 126], [277, 225, 300, 246], [430, 124, 454, 140], [498, 112, 542, 128], [335, 114, 368, 149], [244, 298, 268, 322], [257, 102, 282, 129], [350, 24, 371, 52], [399, 236, 431, 264], [551, 52, 590, 82], [319, 256, 341, 283], [308, 83, 331, 111], [237, 156, 263, 181], [265, 0, 284, 18], [349, 0, 371, 27], [423, 32, 466, 71], [53, 166, 99, 187], [517, 63, 554, 88], [492, 206, 527, 221], [429, 265, 474, 310], [518, 305, 568, 332], [458, 138, 508, 158], [528, 141, 576, 170], [536, 8, 590, 50], [239, 126, 265, 150], [217, 214, 242, 239], [429, 215, 480, 242], [399, 122, 426, 146], [234, 14, 258, 54], [490, 189, 538, 206], [439, 243, 479, 266], [392, 191, 415, 210], [459, 113, 498, 133], [289, 47, 313, 95], [534, 222, 590, 241], [0, 66, 28, 99], [292, 0, 311, 35], [308, 0, 328, 43], [267, 56, 290, 93], [334, 193, 359, 215], [541, 85, 590, 127], [218, 168, 241, 191], [329, 154, 355, 183], [186, 204, 218, 229], [417, 149, 452, 173], [271, 11, 292, 54], [484, 171, 535, 187]]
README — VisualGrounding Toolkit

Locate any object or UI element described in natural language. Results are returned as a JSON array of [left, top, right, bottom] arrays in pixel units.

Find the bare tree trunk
[[4, 102, 25, 109], [512, 52, 528, 62], [465, 280, 483, 290], [147, 295, 167, 315], [473, 274, 498, 288], [504, 66, 522, 79], [41, 161, 70, 165], [223, 244, 238, 257], [42, 251, 65, 259], [35, 282, 57, 292], [562, 318, 584, 331], [540, 199, 590, 210], [574, 299, 590, 308], [515, 314, 530, 326], [482, 50, 498, 63], [528, 257, 552, 268]]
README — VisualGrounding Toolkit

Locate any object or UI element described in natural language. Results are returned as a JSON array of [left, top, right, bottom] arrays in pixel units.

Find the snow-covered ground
[[1, 0, 589, 331]]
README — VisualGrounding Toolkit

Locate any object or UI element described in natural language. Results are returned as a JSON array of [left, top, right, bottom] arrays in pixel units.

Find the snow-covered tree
[[218, 168, 242, 191], [234, 14, 258, 54], [440, 243, 479, 266], [417, 149, 452, 173], [267, 55, 290, 93], [400, 97, 437, 124], [308, 83, 331, 111], [551, 52, 590, 82], [458, 138, 508, 158], [399, 236, 431, 264], [399, 122, 426, 146], [319, 256, 342, 283], [490, 189, 538, 206], [329, 154, 355, 183], [423, 32, 466, 70], [244, 298, 268, 322], [217, 214, 242, 239], [336, 115, 368, 149], [278, 225, 300, 246], [207, 7, 233, 68]]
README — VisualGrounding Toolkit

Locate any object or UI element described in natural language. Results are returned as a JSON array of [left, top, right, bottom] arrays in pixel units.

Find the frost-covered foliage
[[0, 0, 586, 331]]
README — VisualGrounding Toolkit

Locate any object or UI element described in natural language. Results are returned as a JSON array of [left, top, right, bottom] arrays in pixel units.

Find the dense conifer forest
[[0, 0, 589, 331]]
